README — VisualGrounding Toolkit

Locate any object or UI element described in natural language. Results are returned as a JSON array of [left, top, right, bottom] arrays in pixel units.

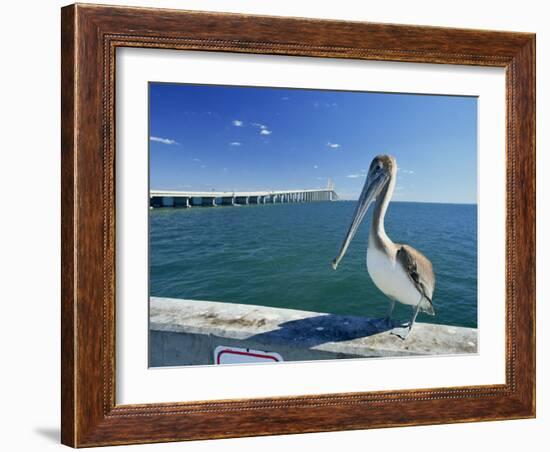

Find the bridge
[[150, 179, 338, 208]]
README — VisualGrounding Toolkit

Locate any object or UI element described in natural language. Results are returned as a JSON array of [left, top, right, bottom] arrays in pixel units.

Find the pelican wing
[[396, 244, 435, 314]]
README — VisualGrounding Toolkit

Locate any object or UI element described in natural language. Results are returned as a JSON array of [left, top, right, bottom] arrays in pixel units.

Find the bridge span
[[150, 187, 338, 208]]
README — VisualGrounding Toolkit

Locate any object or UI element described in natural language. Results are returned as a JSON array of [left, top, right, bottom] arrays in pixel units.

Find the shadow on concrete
[[34, 427, 60, 443], [247, 314, 392, 348]]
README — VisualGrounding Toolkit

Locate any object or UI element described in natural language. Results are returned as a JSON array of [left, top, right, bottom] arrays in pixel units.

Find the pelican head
[[331, 154, 396, 270]]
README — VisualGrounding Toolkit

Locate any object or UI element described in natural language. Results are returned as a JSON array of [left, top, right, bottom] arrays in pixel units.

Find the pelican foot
[[391, 326, 412, 340]]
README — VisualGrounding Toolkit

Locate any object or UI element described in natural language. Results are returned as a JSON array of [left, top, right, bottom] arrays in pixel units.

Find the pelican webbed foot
[[391, 301, 424, 340], [390, 325, 412, 340]]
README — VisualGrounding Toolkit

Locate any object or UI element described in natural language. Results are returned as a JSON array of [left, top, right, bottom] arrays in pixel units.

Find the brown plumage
[[396, 245, 436, 315]]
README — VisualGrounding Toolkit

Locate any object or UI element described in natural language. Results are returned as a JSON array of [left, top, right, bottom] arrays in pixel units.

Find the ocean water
[[149, 201, 477, 328]]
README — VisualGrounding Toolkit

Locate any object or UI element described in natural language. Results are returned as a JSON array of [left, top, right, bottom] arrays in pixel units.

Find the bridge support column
[[221, 196, 235, 206], [174, 197, 190, 208], [202, 197, 217, 207]]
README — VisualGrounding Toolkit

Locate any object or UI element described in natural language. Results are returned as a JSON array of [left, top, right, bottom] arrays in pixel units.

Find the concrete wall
[[149, 297, 478, 367]]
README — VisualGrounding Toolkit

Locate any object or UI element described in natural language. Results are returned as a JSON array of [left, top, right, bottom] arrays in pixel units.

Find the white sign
[[215, 346, 283, 365]]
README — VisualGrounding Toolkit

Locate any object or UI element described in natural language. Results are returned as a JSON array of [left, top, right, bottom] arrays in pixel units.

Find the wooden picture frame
[[61, 3, 535, 447]]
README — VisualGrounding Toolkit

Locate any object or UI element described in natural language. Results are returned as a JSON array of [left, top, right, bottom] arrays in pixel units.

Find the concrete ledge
[[150, 297, 478, 366]]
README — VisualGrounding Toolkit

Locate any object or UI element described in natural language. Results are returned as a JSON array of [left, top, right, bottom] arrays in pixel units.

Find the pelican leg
[[391, 302, 422, 340], [384, 299, 396, 328]]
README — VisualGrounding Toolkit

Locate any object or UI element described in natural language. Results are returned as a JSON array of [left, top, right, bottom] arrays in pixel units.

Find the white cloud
[[347, 174, 362, 178], [281, 96, 289, 101], [232, 120, 243, 127], [399, 168, 415, 174], [327, 142, 341, 149], [229, 142, 242, 146], [313, 165, 318, 169], [150, 136, 178, 145], [200, 165, 206, 168], [192, 158, 201, 162], [250, 122, 272, 135]]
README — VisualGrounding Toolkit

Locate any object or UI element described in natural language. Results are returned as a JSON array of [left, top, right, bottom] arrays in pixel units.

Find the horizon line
[[338, 199, 477, 206]]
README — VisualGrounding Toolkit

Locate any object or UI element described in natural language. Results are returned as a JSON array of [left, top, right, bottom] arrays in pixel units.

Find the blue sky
[[149, 83, 477, 203]]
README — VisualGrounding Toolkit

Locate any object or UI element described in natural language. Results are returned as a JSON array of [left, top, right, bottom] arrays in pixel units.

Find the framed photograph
[[61, 3, 535, 447]]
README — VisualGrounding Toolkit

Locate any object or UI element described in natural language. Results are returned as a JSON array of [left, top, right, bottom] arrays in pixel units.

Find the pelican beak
[[331, 168, 389, 270]]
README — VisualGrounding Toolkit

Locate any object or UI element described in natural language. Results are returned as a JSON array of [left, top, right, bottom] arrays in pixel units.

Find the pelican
[[331, 155, 435, 339]]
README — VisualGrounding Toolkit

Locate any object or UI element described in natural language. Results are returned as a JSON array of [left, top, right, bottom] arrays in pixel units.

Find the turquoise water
[[149, 201, 477, 328]]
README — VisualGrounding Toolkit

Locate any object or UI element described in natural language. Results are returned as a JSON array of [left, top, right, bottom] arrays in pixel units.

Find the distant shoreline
[[332, 199, 477, 206]]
